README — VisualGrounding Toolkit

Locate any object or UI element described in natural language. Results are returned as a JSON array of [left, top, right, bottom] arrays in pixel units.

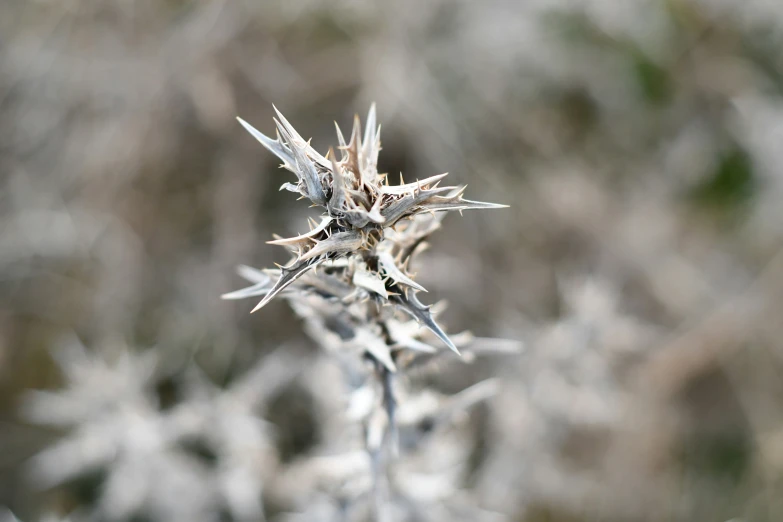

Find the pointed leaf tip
[[391, 293, 461, 356], [236, 116, 296, 170]]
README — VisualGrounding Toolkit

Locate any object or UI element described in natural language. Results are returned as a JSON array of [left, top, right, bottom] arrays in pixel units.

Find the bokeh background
[[2, 0, 783, 520]]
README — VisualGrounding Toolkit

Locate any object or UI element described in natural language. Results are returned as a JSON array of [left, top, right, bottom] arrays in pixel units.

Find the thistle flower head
[[227, 105, 507, 357]]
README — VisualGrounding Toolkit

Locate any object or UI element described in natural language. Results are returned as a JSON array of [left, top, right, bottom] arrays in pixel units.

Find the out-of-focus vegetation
[[2, 1, 783, 520]]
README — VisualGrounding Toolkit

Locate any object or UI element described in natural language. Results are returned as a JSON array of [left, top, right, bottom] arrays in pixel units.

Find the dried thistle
[[224, 104, 512, 517], [226, 104, 506, 353]]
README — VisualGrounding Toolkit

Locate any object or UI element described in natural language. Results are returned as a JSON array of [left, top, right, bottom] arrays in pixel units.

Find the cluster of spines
[[226, 105, 507, 356]]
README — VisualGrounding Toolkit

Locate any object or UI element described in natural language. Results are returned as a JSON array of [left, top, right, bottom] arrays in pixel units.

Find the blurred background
[[2, 0, 783, 520]]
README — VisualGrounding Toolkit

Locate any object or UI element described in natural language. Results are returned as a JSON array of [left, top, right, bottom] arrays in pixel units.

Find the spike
[[417, 197, 509, 214], [353, 268, 389, 299], [328, 147, 350, 215], [251, 257, 325, 312], [380, 173, 450, 196], [298, 230, 364, 262], [344, 115, 363, 185], [267, 217, 332, 245], [272, 105, 330, 168], [334, 121, 348, 160], [377, 251, 426, 292], [391, 292, 460, 355], [380, 185, 454, 225], [363, 103, 377, 155], [355, 328, 396, 372], [370, 125, 381, 169], [236, 117, 296, 171]]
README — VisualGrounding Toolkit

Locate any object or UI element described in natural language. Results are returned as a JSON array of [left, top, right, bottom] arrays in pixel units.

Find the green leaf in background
[[690, 145, 755, 214], [631, 49, 672, 105]]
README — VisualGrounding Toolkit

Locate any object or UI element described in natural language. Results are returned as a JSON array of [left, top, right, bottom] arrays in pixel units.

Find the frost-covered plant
[[224, 105, 511, 517]]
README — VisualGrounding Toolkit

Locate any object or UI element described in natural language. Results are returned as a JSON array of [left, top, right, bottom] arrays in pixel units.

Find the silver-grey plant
[[224, 104, 511, 517], [20, 338, 299, 522], [225, 104, 505, 352]]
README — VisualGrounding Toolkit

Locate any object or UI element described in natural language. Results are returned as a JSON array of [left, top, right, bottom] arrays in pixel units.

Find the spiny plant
[[19, 338, 301, 522], [226, 104, 505, 351], [224, 104, 510, 515]]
